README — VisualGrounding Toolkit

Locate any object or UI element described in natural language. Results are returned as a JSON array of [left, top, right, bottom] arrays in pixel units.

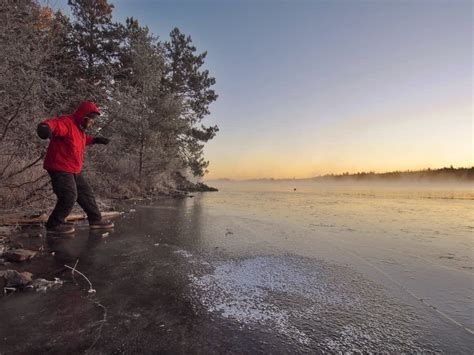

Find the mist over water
[[208, 178, 473, 197]]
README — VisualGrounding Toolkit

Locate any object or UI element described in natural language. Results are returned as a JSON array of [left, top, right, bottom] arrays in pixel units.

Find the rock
[[11, 241, 24, 249], [3, 249, 37, 262], [173, 171, 218, 192], [0, 275, 5, 290], [0, 245, 5, 257], [28, 232, 43, 238], [195, 182, 218, 192], [0, 270, 33, 288], [17, 271, 33, 286], [0, 226, 13, 236]]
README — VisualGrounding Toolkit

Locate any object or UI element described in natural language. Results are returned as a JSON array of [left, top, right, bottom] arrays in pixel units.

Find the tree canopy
[[0, 0, 218, 207]]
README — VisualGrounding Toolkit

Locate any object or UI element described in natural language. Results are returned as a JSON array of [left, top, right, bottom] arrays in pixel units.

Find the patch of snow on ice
[[189, 255, 355, 345], [189, 255, 430, 352], [174, 249, 193, 258]]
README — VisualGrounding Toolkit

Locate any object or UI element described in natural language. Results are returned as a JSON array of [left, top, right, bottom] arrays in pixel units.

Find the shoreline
[[0, 180, 219, 295]]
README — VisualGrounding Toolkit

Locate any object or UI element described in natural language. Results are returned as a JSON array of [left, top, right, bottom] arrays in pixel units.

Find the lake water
[[193, 180, 474, 351], [0, 180, 472, 353]]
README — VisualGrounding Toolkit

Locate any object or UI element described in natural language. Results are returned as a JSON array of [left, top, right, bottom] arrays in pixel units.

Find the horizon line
[[205, 165, 474, 182]]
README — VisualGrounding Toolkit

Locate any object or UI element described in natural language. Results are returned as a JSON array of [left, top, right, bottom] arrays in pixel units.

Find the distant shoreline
[[208, 167, 474, 183]]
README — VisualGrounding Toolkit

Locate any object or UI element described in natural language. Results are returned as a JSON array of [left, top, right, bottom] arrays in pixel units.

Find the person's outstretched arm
[[37, 118, 68, 139]]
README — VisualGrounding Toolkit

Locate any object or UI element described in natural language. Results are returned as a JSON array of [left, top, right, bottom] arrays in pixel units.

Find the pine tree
[[96, 19, 183, 189], [67, 0, 122, 100], [43, 10, 87, 112], [163, 28, 219, 176]]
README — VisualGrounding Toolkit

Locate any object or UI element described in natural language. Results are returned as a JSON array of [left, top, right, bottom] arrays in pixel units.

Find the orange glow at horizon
[[204, 103, 473, 180], [205, 159, 473, 181]]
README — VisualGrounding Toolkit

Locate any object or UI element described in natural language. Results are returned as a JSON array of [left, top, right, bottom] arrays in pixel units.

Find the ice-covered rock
[[30, 278, 63, 292]]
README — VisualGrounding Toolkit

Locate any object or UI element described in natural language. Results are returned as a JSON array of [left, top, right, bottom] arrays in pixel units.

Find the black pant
[[46, 171, 102, 228]]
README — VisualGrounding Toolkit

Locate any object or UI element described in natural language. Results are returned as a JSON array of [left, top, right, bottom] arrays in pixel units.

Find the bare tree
[[0, 0, 67, 209]]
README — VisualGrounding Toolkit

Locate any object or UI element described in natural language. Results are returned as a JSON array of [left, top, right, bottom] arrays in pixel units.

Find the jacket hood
[[73, 101, 101, 125]]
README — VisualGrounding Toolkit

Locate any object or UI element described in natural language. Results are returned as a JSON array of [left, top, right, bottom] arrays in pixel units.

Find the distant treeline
[[314, 167, 473, 182], [1, 0, 218, 209], [218, 167, 474, 183]]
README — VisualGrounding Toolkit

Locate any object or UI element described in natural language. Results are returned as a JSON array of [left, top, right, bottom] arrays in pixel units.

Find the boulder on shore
[[3, 249, 37, 262], [0, 270, 33, 288]]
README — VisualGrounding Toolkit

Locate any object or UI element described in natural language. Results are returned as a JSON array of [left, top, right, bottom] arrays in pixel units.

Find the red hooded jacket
[[42, 101, 100, 174]]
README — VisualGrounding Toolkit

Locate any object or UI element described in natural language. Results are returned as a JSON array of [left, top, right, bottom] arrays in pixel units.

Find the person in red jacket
[[37, 101, 114, 234]]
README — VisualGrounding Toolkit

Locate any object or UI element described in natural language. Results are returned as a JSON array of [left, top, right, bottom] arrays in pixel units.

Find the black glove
[[37, 123, 52, 139], [93, 137, 110, 145]]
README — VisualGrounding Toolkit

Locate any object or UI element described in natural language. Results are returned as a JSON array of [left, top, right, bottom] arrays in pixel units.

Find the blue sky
[[46, 0, 472, 179]]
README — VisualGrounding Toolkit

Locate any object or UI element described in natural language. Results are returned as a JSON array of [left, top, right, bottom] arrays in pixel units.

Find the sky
[[46, 0, 472, 180]]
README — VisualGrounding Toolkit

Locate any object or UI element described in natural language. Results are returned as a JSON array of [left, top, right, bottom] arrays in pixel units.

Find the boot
[[46, 224, 75, 235], [89, 219, 114, 230]]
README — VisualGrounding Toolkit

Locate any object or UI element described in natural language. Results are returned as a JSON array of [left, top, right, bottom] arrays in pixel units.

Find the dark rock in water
[[0, 270, 33, 288], [27, 232, 43, 238], [193, 182, 219, 192], [0, 259, 11, 266], [173, 172, 219, 193], [0, 226, 13, 237], [177, 181, 218, 193], [170, 190, 187, 198], [11, 241, 24, 249], [4, 249, 37, 262]]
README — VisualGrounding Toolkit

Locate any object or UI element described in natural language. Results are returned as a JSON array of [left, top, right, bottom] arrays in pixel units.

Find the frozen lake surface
[[0, 181, 472, 353]]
